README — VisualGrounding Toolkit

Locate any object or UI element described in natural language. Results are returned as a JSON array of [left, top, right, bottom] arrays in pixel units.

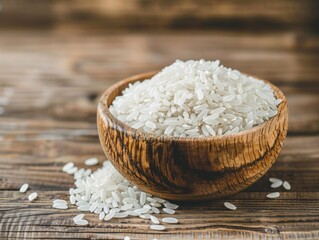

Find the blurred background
[[0, 0, 318, 32]]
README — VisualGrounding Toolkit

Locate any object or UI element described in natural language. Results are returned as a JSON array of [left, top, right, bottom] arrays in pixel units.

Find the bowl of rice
[[97, 60, 288, 200]]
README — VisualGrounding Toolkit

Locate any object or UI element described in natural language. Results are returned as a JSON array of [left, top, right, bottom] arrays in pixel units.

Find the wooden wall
[[0, 0, 317, 33]]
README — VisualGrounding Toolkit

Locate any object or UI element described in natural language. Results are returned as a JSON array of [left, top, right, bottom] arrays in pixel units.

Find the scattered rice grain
[[162, 208, 175, 214], [28, 192, 38, 202], [271, 180, 283, 188], [269, 178, 282, 183], [84, 158, 99, 166], [62, 162, 74, 172], [162, 217, 178, 223], [52, 204, 68, 210], [74, 219, 89, 226], [283, 181, 291, 190], [150, 225, 166, 231], [19, 183, 29, 193], [73, 214, 84, 222], [266, 192, 280, 199], [224, 202, 237, 210], [150, 215, 160, 224]]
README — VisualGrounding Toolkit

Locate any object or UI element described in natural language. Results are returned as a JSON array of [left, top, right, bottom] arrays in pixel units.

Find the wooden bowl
[[97, 72, 288, 201]]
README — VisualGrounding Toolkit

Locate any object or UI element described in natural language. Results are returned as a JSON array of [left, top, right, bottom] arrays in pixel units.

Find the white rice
[[70, 195, 76, 204], [28, 192, 38, 202], [99, 211, 106, 220], [150, 215, 160, 224], [53, 199, 67, 205], [139, 213, 151, 219], [271, 180, 283, 188], [114, 212, 129, 218], [269, 178, 282, 183], [283, 181, 291, 190], [162, 208, 175, 214], [151, 207, 160, 214], [110, 59, 281, 137], [266, 192, 280, 199], [150, 225, 166, 231], [104, 211, 115, 221], [140, 192, 146, 205], [163, 202, 179, 210], [269, 177, 292, 191], [73, 214, 85, 222], [65, 160, 178, 227], [74, 219, 89, 226], [62, 162, 74, 172], [52, 204, 68, 210], [224, 202, 237, 210], [19, 183, 29, 193], [84, 157, 99, 166], [162, 217, 178, 224], [66, 166, 78, 175]]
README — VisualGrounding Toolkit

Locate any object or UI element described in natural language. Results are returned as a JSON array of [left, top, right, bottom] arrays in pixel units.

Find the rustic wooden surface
[[0, 31, 318, 239], [0, 0, 318, 32]]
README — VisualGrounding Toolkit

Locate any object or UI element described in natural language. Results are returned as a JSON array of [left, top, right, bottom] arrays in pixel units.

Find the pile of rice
[[63, 160, 179, 230], [110, 59, 282, 137]]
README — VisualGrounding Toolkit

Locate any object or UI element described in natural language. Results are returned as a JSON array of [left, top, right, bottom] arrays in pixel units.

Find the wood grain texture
[[0, 30, 318, 239], [97, 72, 288, 200], [0, 0, 318, 33]]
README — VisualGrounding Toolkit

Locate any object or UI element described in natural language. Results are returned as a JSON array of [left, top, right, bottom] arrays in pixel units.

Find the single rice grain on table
[[224, 202, 237, 210], [53, 199, 67, 205], [62, 162, 74, 172], [73, 214, 85, 222], [269, 178, 282, 183], [271, 180, 283, 188], [52, 204, 68, 210], [19, 183, 29, 193], [267, 192, 280, 199], [28, 192, 38, 202], [150, 225, 166, 231], [283, 181, 291, 190], [162, 217, 179, 224], [150, 215, 160, 224], [163, 208, 175, 214], [74, 219, 89, 226], [84, 157, 99, 166]]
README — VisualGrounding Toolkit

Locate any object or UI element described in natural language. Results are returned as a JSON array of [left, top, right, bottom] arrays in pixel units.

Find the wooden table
[[0, 31, 318, 239]]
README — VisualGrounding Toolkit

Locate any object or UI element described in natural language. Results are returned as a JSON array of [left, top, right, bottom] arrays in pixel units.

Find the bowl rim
[[98, 71, 287, 142]]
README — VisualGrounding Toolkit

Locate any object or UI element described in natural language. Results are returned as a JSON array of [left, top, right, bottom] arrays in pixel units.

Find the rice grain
[[150, 225, 166, 231], [162, 217, 178, 223], [283, 181, 291, 190], [19, 183, 29, 193], [224, 202, 237, 210], [85, 158, 99, 166], [266, 192, 280, 199], [28, 192, 38, 202]]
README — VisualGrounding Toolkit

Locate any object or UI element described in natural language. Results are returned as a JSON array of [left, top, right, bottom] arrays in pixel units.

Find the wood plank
[[0, 191, 319, 239], [0, 0, 317, 33], [1, 136, 319, 239], [1, 136, 318, 191], [0, 32, 318, 89]]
